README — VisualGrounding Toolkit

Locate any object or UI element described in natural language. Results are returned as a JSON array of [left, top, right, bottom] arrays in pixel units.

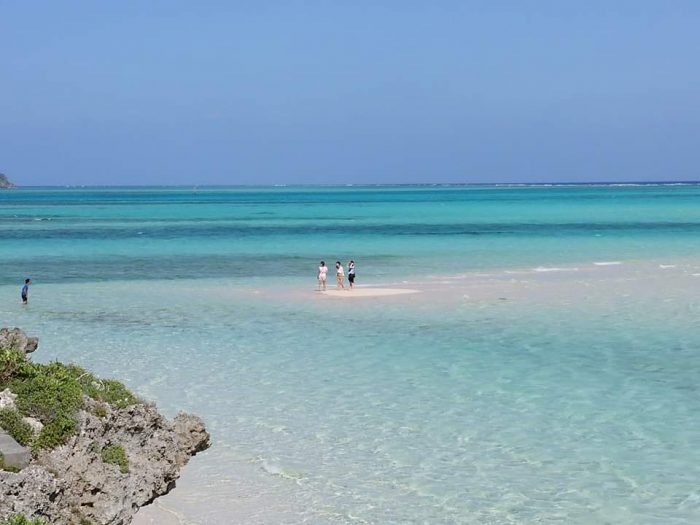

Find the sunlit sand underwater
[[1, 186, 700, 523]]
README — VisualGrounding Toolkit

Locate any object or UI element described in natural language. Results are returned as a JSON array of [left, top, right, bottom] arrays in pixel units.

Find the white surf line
[[659, 264, 677, 269], [144, 499, 191, 525], [593, 261, 622, 266], [532, 266, 580, 272]]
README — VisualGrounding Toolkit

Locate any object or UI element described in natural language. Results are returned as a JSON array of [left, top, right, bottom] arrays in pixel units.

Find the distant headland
[[0, 174, 15, 189]]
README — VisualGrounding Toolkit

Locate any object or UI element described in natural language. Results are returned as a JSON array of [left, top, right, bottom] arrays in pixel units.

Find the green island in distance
[[0, 174, 15, 189]]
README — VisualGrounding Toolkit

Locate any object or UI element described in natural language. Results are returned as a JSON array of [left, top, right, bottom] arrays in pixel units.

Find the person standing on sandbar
[[335, 261, 345, 289], [347, 260, 355, 290], [318, 261, 328, 291]]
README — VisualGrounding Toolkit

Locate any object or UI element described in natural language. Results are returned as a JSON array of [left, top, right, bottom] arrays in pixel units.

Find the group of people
[[318, 260, 355, 291]]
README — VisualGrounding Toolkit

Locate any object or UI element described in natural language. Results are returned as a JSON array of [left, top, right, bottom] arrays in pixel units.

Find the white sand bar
[[321, 287, 420, 298]]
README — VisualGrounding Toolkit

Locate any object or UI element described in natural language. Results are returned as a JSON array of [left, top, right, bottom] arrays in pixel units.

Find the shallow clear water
[[1, 185, 699, 524]]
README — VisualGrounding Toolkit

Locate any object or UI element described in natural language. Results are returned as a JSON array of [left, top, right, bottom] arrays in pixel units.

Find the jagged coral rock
[[0, 329, 38, 355], [0, 329, 210, 524]]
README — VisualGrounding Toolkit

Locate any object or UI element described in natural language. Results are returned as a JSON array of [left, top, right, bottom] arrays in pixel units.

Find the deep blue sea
[[1, 185, 699, 524]]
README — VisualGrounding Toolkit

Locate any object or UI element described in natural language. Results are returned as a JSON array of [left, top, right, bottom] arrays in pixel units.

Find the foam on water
[[533, 267, 580, 272]]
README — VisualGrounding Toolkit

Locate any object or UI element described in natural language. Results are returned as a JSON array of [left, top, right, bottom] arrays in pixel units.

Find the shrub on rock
[[0, 409, 33, 446], [101, 444, 129, 474]]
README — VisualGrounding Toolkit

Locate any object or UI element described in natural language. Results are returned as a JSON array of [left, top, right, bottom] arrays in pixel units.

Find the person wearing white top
[[318, 261, 328, 291], [335, 261, 345, 289]]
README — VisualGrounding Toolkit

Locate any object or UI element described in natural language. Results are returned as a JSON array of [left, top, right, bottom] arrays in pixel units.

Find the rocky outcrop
[[0, 466, 65, 517], [0, 174, 15, 189], [0, 328, 38, 356], [0, 330, 210, 524], [23, 404, 210, 524]]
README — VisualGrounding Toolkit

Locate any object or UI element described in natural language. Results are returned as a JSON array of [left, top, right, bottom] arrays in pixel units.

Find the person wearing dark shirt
[[21, 278, 31, 304], [347, 260, 356, 289]]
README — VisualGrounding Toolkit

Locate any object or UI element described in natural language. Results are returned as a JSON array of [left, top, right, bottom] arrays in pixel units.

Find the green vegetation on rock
[[0, 409, 33, 446], [0, 348, 25, 383], [0, 349, 139, 453], [62, 365, 139, 409], [101, 444, 129, 473], [31, 415, 77, 452], [10, 366, 83, 423], [93, 404, 107, 418]]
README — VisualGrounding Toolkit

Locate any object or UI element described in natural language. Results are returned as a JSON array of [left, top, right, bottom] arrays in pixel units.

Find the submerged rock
[[0, 329, 211, 524]]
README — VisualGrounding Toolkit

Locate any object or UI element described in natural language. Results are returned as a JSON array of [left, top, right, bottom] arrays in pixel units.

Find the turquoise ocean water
[[1, 185, 700, 524]]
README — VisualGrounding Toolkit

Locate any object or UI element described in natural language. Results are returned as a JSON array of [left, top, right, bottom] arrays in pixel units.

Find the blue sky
[[1, 1, 699, 185]]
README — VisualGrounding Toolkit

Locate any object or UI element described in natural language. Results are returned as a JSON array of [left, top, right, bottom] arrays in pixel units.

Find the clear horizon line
[[6, 180, 700, 189]]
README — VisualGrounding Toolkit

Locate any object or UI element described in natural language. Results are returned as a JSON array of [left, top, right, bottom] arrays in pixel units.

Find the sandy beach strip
[[320, 287, 420, 298]]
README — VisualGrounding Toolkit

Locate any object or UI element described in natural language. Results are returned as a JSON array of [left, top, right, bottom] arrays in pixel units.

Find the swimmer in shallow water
[[21, 278, 31, 304]]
